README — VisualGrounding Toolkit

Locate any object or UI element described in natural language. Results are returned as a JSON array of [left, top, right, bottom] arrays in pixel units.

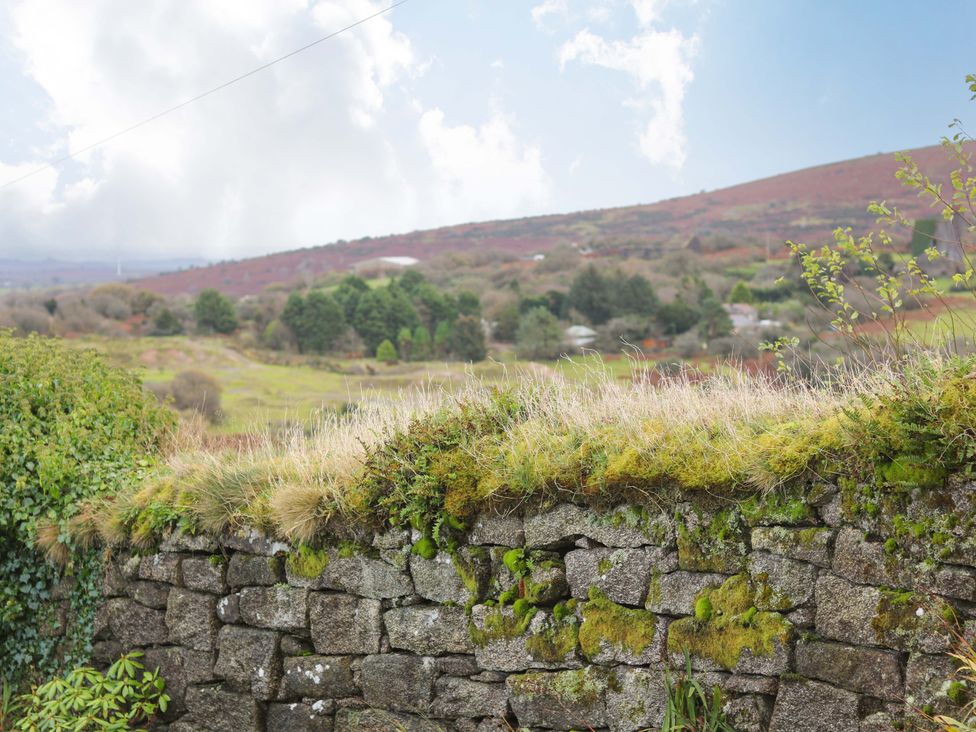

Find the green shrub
[[14, 652, 169, 731], [0, 334, 172, 689]]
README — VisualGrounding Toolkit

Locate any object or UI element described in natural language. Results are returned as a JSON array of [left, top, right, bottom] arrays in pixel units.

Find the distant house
[[565, 324, 597, 348], [914, 215, 973, 276], [723, 303, 781, 333]]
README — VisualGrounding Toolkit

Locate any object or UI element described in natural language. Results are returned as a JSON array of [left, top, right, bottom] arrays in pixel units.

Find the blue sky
[[0, 0, 973, 261]]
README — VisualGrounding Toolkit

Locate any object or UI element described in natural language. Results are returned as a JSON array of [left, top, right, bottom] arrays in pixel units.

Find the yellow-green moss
[[525, 617, 579, 663], [667, 575, 791, 670], [285, 544, 330, 579], [508, 667, 607, 707], [579, 587, 657, 660], [469, 606, 538, 647]]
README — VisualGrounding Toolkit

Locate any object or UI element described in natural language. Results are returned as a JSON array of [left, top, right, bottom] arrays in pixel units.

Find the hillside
[[135, 144, 967, 297]]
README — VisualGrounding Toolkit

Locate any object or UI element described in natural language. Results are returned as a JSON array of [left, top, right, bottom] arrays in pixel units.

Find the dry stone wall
[[93, 485, 976, 732]]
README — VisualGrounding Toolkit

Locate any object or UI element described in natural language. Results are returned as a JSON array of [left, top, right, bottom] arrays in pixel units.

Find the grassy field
[[68, 336, 646, 433]]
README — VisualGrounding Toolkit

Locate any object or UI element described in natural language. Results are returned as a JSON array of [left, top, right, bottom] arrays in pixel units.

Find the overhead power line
[[0, 0, 410, 192]]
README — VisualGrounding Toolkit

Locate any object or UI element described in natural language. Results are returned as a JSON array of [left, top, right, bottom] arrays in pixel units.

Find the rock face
[[90, 494, 974, 731]]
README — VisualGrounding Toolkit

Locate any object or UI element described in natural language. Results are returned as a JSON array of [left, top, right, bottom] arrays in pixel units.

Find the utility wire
[[0, 0, 410, 191]]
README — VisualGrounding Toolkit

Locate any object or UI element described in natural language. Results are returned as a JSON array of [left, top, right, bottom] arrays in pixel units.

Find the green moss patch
[[667, 575, 792, 670], [579, 588, 658, 661]]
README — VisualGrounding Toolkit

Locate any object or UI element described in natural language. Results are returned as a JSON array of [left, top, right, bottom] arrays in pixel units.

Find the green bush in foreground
[[0, 334, 172, 689], [14, 652, 169, 731]]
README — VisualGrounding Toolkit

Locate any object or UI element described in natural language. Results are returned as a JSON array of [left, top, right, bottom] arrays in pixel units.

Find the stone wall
[[93, 486, 976, 732]]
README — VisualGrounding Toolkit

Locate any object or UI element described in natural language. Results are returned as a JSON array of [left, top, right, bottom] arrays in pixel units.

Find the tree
[[516, 307, 564, 360], [333, 275, 369, 321], [151, 308, 183, 336], [300, 291, 346, 353], [728, 281, 756, 305], [412, 325, 431, 360], [698, 297, 734, 340], [434, 321, 452, 357], [457, 291, 481, 317], [657, 299, 700, 335], [613, 274, 659, 317], [280, 293, 306, 347], [194, 289, 237, 334], [376, 339, 398, 364], [450, 316, 487, 362], [568, 265, 613, 325], [397, 327, 414, 361], [398, 269, 426, 294], [353, 291, 391, 352], [492, 302, 521, 342]]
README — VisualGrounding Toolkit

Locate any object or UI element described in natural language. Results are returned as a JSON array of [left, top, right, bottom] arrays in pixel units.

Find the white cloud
[[558, 7, 697, 169], [531, 0, 568, 30], [0, 0, 550, 260], [419, 108, 551, 220]]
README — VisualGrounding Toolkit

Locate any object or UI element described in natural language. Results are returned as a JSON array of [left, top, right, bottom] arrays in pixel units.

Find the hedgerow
[[0, 334, 172, 689]]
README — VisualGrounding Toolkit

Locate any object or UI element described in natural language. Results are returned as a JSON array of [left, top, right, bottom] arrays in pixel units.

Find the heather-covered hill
[[135, 144, 967, 297]]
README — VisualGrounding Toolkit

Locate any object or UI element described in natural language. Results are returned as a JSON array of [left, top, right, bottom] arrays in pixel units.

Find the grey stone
[[749, 551, 817, 610], [819, 493, 844, 527], [435, 655, 481, 676], [129, 580, 170, 609], [102, 560, 128, 597], [724, 695, 773, 732], [334, 709, 448, 732], [707, 673, 779, 696], [468, 513, 525, 546], [525, 503, 672, 549], [524, 504, 588, 548], [266, 701, 333, 732], [860, 712, 899, 732], [239, 585, 308, 630], [768, 678, 859, 732], [372, 528, 411, 550], [91, 640, 122, 666], [104, 597, 168, 646], [832, 528, 912, 587], [160, 528, 218, 553], [605, 666, 667, 732], [751, 526, 834, 567], [916, 563, 976, 602], [138, 553, 181, 584], [182, 557, 228, 594], [321, 555, 414, 599], [184, 685, 262, 732], [786, 606, 816, 627], [221, 526, 291, 556], [361, 653, 436, 714], [309, 593, 382, 655], [815, 573, 881, 646], [280, 655, 356, 699], [167, 588, 219, 651], [226, 553, 283, 587], [522, 560, 569, 606], [214, 624, 282, 700], [645, 570, 726, 615], [507, 667, 609, 729], [280, 634, 314, 656], [384, 605, 474, 655], [118, 553, 141, 580], [216, 592, 241, 624], [566, 547, 673, 606], [410, 547, 489, 605], [795, 640, 902, 700], [905, 652, 960, 717], [431, 676, 510, 718], [143, 646, 215, 718]]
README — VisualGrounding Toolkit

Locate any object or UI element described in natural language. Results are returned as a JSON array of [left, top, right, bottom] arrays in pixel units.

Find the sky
[[0, 0, 974, 262]]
